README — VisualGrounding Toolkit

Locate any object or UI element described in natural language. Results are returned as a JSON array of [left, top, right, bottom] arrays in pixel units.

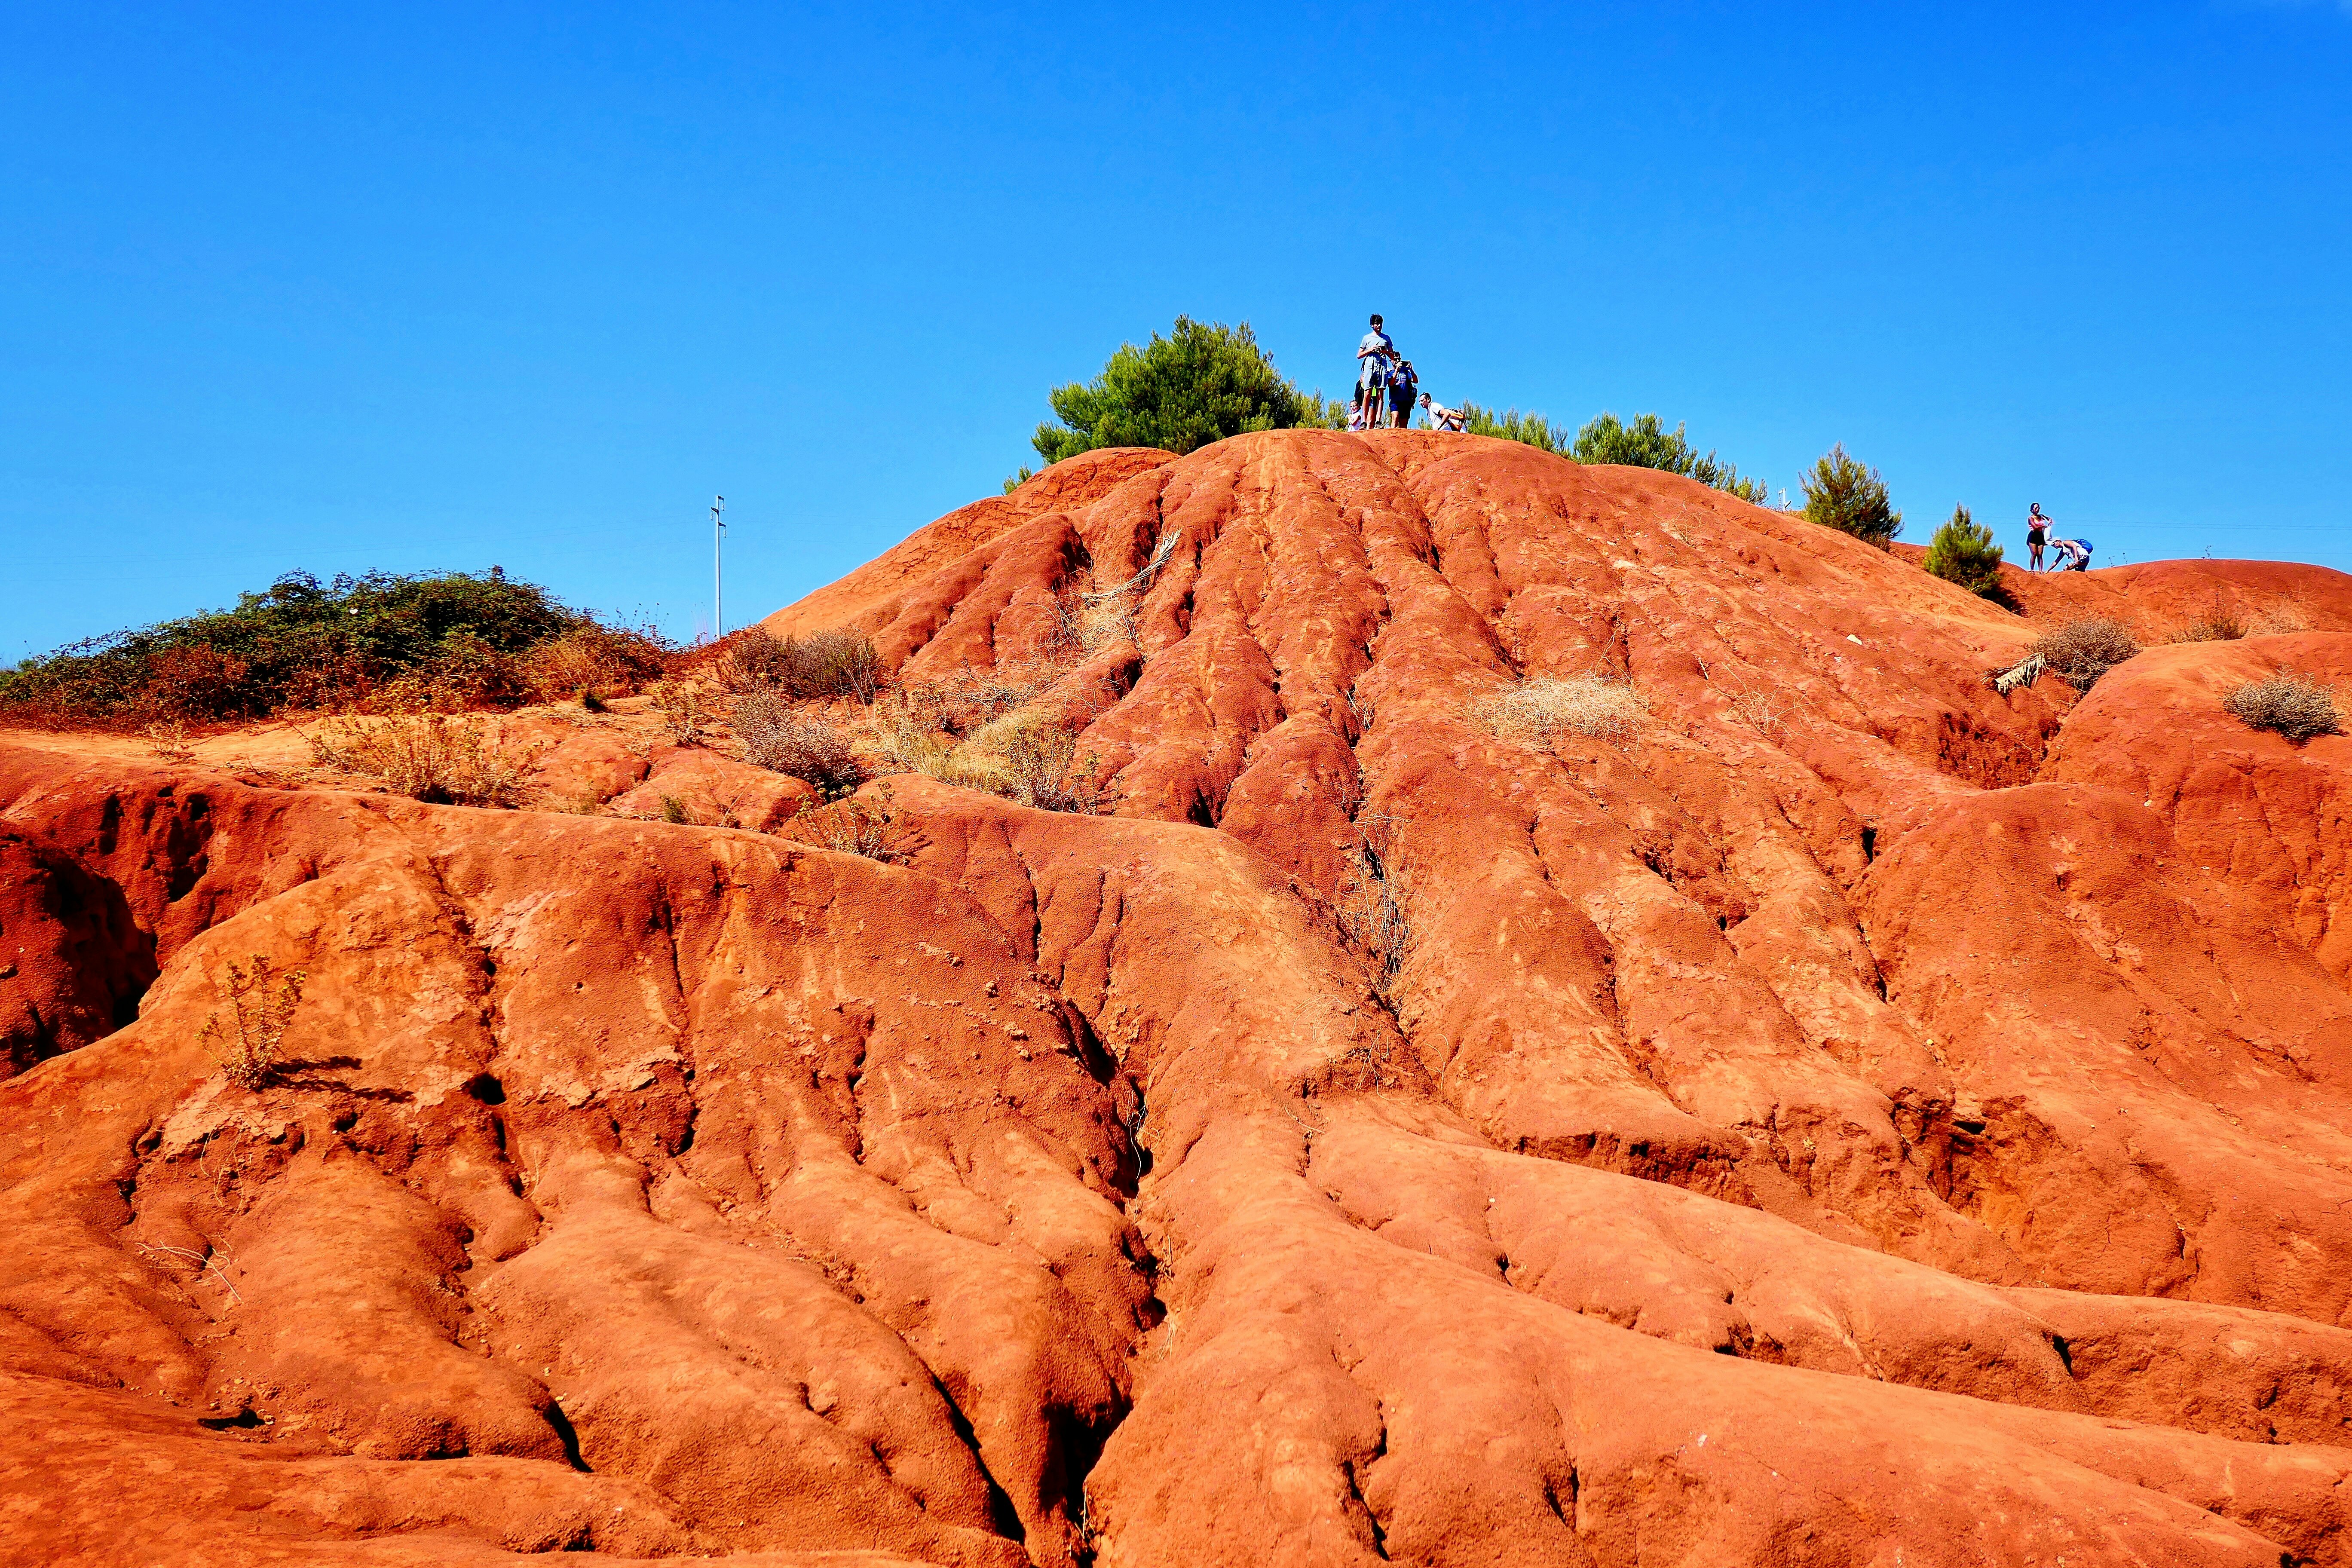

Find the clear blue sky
[[6, 2, 2348, 658]]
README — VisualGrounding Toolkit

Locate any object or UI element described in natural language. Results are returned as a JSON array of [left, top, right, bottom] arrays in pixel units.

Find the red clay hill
[[9, 429, 2352, 1566]]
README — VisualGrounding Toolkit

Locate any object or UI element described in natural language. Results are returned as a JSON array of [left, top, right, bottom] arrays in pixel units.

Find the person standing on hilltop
[[1387, 358, 1419, 429], [2026, 503, 2051, 571], [1353, 314, 1395, 426]]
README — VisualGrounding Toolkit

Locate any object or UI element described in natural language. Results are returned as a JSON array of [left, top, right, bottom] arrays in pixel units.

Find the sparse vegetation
[[197, 953, 306, 1090], [1724, 689, 1788, 742], [1458, 407, 1765, 501], [2224, 673, 2340, 742], [0, 570, 670, 730], [651, 680, 709, 745], [719, 627, 883, 702], [2032, 617, 2141, 693], [1803, 445, 1902, 548], [1339, 834, 1413, 1010], [2168, 593, 2251, 643], [1031, 316, 1338, 465], [306, 714, 536, 807], [1922, 505, 2005, 597], [786, 785, 907, 864], [733, 693, 867, 796], [1477, 673, 1648, 746]]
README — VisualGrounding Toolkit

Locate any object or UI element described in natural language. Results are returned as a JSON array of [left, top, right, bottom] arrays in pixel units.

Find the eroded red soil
[[9, 430, 2352, 1565]]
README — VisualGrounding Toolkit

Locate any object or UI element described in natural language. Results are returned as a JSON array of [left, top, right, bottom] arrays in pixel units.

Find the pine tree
[[1803, 444, 1902, 547], [1031, 317, 1336, 466], [1923, 504, 2006, 597]]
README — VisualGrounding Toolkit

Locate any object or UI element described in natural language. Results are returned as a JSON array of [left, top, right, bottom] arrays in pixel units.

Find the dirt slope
[[7, 428, 2352, 1566]]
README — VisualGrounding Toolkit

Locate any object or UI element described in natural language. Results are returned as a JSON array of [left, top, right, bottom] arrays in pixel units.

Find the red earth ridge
[[8, 429, 2352, 1565]]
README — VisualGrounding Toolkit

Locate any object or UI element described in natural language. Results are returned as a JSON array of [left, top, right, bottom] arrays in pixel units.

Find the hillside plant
[[198, 954, 307, 1090], [1458, 407, 1764, 501], [2032, 617, 2140, 693], [2168, 593, 2248, 643], [307, 714, 535, 807], [2224, 674, 2340, 742], [733, 693, 867, 796], [0, 570, 668, 729], [1922, 505, 2006, 597], [1803, 445, 1902, 548], [1031, 316, 1337, 465], [1476, 674, 1648, 746], [718, 627, 883, 702]]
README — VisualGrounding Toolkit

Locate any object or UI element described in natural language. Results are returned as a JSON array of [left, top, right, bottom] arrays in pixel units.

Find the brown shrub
[[720, 627, 883, 702], [2224, 673, 2341, 742], [2167, 593, 2247, 644], [2032, 617, 2140, 692], [1477, 674, 1647, 745], [784, 785, 906, 864], [528, 624, 670, 701], [733, 692, 865, 796], [306, 714, 535, 807]]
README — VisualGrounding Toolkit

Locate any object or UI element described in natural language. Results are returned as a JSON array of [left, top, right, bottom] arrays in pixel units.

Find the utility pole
[[712, 495, 726, 640]]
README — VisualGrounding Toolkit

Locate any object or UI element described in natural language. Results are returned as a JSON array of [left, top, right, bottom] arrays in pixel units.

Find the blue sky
[[5, 2, 2348, 658]]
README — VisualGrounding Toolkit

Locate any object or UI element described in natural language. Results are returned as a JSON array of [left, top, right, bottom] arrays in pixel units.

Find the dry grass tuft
[[198, 953, 306, 1090], [1478, 673, 1648, 746], [1724, 689, 1787, 742], [2032, 617, 2141, 693], [307, 714, 536, 806], [2224, 673, 2341, 742], [733, 692, 866, 796]]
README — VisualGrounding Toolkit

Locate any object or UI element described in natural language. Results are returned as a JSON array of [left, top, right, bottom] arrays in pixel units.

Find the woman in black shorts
[[2026, 503, 2050, 571]]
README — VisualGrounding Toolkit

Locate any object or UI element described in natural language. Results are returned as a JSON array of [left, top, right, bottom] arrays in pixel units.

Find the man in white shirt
[[1419, 392, 1467, 432], [1353, 314, 1395, 425]]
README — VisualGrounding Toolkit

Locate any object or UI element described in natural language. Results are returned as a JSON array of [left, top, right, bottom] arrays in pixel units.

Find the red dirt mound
[[7, 428, 2352, 1566]]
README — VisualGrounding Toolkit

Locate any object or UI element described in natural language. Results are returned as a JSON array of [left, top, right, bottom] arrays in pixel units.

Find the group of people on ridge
[[1350, 315, 2099, 575], [1352, 314, 1465, 432], [2024, 502, 2092, 572]]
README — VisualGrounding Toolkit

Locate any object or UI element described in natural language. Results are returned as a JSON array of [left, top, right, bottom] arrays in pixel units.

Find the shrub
[[1340, 849, 1413, 1009], [307, 714, 535, 807], [1032, 316, 1331, 463], [2167, 593, 2247, 643], [786, 785, 907, 864], [0, 569, 665, 729], [733, 693, 867, 796], [1803, 445, 1902, 547], [1571, 413, 1766, 502], [958, 707, 1099, 812], [197, 954, 306, 1090], [1458, 407, 1766, 501], [2032, 617, 2140, 692], [527, 623, 669, 701], [1477, 674, 1648, 746], [1922, 505, 2006, 597], [720, 627, 882, 702], [2224, 674, 2340, 742]]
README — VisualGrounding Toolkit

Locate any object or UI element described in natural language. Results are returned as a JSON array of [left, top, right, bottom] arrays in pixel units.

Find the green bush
[[1923, 505, 2006, 597], [0, 570, 662, 729], [1459, 406, 1764, 501], [1031, 316, 1336, 464], [1803, 444, 1902, 547]]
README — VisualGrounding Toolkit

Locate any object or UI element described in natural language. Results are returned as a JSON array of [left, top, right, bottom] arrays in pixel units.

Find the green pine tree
[[1029, 317, 1338, 468], [1923, 504, 2006, 597], [1802, 444, 1902, 547]]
